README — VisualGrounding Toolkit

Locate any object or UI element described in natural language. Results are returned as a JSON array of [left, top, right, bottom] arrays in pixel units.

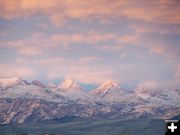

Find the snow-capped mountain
[[90, 81, 143, 105], [58, 79, 81, 89], [134, 88, 180, 106], [0, 77, 67, 103], [53, 79, 91, 100], [90, 80, 120, 97], [0, 77, 179, 124]]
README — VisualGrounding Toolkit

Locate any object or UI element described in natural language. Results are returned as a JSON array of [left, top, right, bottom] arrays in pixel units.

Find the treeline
[[18, 133, 66, 135]]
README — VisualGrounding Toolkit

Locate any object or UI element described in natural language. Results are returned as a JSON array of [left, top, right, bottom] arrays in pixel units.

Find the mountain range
[[0, 77, 179, 124]]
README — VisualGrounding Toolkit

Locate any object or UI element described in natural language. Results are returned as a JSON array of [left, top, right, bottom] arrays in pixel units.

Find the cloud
[[33, 57, 65, 65], [3, 36, 45, 56], [30, 56, 114, 84], [1, 32, 120, 58], [0, 64, 35, 78], [1, 33, 66, 56], [136, 78, 180, 90], [47, 65, 114, 84], [51, 32, 117, 44], [18, 56, 110, 84], [165, 79, 180, 89], [148, 42, 180, 59], [129, 23, 180, 35], [150, 45, 166, 55], [98, 44, 124, 52], [0, 0, 180, 26], [79, 56, 100, 63], [2, 30, 179, 67], [50, 32, 142, 53], [17, 46, 43, 56], [64, 70, 114, 84], [0, 21, 179, 89], [26, 55, 114, 84], [0, 31, 10, 37], [136, 81, 158, 90], [1, 32, 140, 57], [118, 35, 140, 45], [174, 64, 180, 78]]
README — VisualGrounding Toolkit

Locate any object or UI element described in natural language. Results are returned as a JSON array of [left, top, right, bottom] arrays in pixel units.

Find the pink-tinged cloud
[[51, 32, 117, 44], [150, 46, 166, 55], [17, 46, 43, 56], [148, 42, 180, 59], [2, 31, 179, 62], [33, 57, 65, 65], [1, 33, 67, 56], [174, 64, 180, 78], [0, 64, 35, 78], [47, 65, 114, 84], [79, 56, 100, 63], [118, 35, 140, 45], [0, 0, 180, 25]]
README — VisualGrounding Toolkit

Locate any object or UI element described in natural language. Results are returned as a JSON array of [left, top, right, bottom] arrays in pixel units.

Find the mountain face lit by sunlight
[[0, 77, 179, 124]]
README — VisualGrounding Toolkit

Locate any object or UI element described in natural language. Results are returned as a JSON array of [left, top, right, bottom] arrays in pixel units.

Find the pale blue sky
[[0, 0, 180, 89]]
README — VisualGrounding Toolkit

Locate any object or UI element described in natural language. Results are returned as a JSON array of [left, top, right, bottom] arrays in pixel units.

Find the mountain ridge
[[0, 77, 179, 124]]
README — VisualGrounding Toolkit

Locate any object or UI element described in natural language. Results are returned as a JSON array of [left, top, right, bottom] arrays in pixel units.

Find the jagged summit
[[90, 80, 120, 96], [0, 77, 179, 124], [59, 79, 81, 89], [97, 80, 119, 90], [54, 79, 89, 100]]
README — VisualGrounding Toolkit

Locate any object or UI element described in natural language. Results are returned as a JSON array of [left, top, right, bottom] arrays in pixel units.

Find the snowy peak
[[55, 79, 87, 100], [90, 80, 120, 96], [97, 80, 119, 90], [0, 77, 23, 88], [59, 79, 81, 89]]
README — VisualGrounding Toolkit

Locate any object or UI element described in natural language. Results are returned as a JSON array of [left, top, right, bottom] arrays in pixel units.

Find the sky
[[0, 0, 180, 89]]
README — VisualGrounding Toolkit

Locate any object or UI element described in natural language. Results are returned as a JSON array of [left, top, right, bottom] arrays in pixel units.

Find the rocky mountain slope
[[0, 77, 179, 124]]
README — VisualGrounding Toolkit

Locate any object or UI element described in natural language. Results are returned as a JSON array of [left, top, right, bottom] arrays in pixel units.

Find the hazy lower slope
[[0, 118, 164, 135]]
